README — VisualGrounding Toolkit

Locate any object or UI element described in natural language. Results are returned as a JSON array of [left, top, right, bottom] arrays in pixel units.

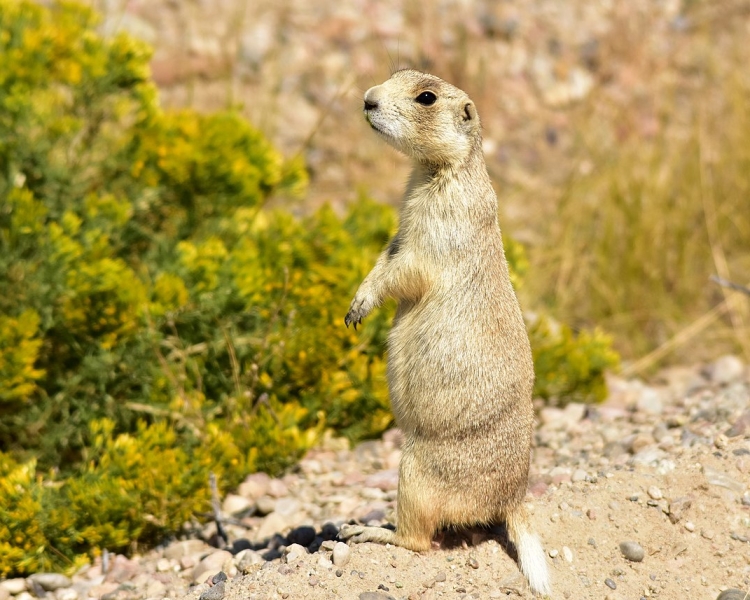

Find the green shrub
[[0, 0, 618, 576]]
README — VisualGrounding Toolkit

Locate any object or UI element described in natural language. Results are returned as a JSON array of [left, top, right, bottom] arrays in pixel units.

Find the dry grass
[[522, 18, 750, 365]]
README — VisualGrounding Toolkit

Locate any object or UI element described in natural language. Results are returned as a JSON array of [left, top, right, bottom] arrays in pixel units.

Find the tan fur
[[341, 70, 549, 596]]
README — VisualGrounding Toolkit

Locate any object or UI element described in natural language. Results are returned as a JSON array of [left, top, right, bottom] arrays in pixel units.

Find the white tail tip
[[517, 531, 551, 597]]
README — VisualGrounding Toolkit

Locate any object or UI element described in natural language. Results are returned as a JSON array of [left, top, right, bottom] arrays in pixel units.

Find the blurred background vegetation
[[0, 0, 747, 577]]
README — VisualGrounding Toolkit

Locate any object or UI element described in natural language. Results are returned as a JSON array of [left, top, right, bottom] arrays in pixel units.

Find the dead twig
[[711, 275, 750, 297], [210, 472, 229, 546]]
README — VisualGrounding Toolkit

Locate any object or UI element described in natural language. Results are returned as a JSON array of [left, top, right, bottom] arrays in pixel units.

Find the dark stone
[[231, 538, 253, 554], [320, 522, 340, 540], [288, 526, 316, 547], [199, 581, 225, 600]]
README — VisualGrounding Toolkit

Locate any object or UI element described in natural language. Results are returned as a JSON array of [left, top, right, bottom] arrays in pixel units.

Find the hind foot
[[338, 524, 398, 545]]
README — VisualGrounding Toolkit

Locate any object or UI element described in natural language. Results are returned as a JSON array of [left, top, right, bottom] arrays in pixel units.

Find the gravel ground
[[2, 356, 748, 600]]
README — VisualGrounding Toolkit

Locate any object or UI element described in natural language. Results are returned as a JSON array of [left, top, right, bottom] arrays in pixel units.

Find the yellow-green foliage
[[0, 0, 618, 576]]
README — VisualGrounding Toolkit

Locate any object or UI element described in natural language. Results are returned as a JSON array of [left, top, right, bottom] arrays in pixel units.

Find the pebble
[[221, 493, 253, 515], [619, 541, 645, 562], [467, 557, 479, 569], [562, 546, 573, 562], [571, 469, 588, 482], [705, 355, 744, 384], [283, 543, 308, 564], [548, 549, 559, 558], [287, 525, 316, 546], [359, 593, 396, 600], [702, 465, 746, 493], [685, 521, 696, 532], [198, 581, 225, 600], [238, 472, 271, 499], [0, 580, 27, 595], [28, 574, 72, 591], [717, 590, 750, 600], [332, 541, 351, 567], [605, 578, 617, 589], [192, 550, 233, 583], [647, 486, 663, 500]]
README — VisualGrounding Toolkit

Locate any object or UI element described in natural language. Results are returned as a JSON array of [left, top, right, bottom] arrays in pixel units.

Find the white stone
[[284, 543, 308, 564], [238, 472, 271, 500], [191, 550, 233, 583], [0, 580, 27, 595], [222, 493, 253, 515], [562, 546, 573, 563], [332, 541, 351, 567]]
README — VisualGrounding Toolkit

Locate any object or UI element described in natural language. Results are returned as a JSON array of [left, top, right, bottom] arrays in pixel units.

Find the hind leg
[[339, 450, 438, 551]]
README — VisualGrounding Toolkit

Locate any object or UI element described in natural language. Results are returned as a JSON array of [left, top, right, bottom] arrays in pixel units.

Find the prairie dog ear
[[462, 101, 477, 122]]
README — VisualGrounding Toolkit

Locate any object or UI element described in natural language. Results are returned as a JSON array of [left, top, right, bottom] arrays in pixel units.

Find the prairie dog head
[[363, 69, 481, 165]]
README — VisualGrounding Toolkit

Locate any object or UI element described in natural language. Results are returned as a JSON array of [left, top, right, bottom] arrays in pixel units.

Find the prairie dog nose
[[364, 86, 383, 111]]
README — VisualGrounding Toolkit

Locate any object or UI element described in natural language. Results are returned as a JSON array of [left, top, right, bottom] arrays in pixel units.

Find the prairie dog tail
[[506, 505, 551, 597]]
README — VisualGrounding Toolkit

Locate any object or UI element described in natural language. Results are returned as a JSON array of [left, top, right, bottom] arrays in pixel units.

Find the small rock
[[211, 572, 228, 584], [467, 557, 479, 569], [57, 589, 78, 600], [630, 434, 655, 454], [28, 574, 72, 592], [255, 512, 290, 542], [562, 546, 573, 562], [254, 495, 276, 516], [705, 355, 744, 385], [321, 522, 340, 540], [332, 541, 351, 567], [717, 591, 750, 600], [238, 472, 271, 500], [668, 496, 692, 523], [288, 526, 316, 547], [703, 464, 746, 493], [0, 580, 27, 595], [571, 469, 588, 482], [267, 478, 289, 498], [700, 529, 715, 540], [222, 494, 253, 516], [605, 578, 617, 590], [619, 541, 645, 562], [684, 521, 696, 532], [317, 556, 333, 569], [726, 409, 750, 437], [192, 550, 233, 583], [636, 387, 663, 414], [274, 497, 301, 517], [199, 581, 225, 600], [155, 558, 172, 572], [284, 543, 308, 564], [647, 486, 663, 500], [359, 593, 396, 600], [235, 549, 264, 574], [164, 539, 209, 560], [548, 549, 559, 558]]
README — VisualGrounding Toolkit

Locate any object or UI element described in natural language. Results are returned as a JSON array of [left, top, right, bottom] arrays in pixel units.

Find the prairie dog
[[340, 70, 550, 596]]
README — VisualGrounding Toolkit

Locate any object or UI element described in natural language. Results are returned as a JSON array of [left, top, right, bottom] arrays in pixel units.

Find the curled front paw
[[344, 294, 374, 329]]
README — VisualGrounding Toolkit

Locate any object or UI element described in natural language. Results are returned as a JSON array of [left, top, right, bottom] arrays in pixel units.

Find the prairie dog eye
[[415, 91, 437, 106]]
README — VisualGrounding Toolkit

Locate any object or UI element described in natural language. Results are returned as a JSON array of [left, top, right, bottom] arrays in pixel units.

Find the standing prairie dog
[[340, 69, 550, 597]]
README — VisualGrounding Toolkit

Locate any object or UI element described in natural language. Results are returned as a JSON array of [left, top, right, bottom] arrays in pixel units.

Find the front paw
[[344, 293, 374, 329]]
